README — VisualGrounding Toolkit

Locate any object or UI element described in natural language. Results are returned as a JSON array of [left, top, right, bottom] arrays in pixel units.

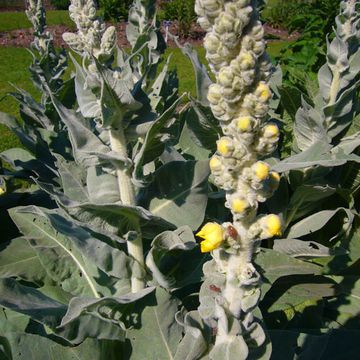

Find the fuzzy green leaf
[[144, 160, 210, 230], [125, 288, 183, 360], [0, 237, 47, 285]]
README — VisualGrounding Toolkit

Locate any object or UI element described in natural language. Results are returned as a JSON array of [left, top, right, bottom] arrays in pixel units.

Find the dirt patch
[[0, 22, 298, 48]]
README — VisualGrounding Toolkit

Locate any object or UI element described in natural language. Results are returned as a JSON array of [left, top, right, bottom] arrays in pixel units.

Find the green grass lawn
[[0, 10, 75, 32], [0, 41, 288, 153]]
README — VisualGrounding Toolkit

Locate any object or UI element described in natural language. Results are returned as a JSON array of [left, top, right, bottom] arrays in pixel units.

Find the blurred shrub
[[50, 0, 70, 10], [160, 0, 196, 37], [99, 0, 132, 21], [273, 0, 341, 93]]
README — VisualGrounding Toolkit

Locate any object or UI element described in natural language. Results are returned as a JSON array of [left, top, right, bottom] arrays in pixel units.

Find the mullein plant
[[0, 0, 211, 358], [193, 0, 281, 357], [26, 0, 68, 104]]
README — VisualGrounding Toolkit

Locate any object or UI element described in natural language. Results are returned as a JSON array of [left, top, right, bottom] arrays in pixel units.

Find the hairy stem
[[109, 129, 145, 292]]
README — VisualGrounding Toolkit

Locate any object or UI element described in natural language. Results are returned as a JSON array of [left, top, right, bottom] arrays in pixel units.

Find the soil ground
[[0, 21, 299, 48]]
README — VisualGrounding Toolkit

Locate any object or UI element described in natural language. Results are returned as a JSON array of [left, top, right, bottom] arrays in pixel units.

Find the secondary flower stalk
[[195, 0, 282, 356], [63, 0, 145, 293]]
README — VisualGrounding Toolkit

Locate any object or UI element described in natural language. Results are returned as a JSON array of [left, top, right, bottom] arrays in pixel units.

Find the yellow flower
[[209, 156, 222, 172], [196, 222, 224, 253], [263, 214, 282, 237], [236, 116, 252, 132], [231, 198, 249, 214], [252, 162, 270, 181], [217, 137, 233, 157], [256, 82, 271, 102], [263, 124, 279, 138], [0, 188, 5, 196]]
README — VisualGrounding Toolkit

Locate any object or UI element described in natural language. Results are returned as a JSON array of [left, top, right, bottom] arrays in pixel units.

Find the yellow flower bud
[[196, 222, 224, 253], [256, 82, 271, 102], [231, 198, 249, 214], [0, 188, 5, 196], [239, 52, 254, 69], [263, 124, 279, 138], [236, 116, 252, 132], [262, 214, 282, 237], [217, 13, 234, 33], [217, 137, 233, 157], [209, 156, 222, 171], [207, 84, 222, 104], [218, 68, 233, 87], [252, 162, 270, 181], [204, 33, 220, 52]]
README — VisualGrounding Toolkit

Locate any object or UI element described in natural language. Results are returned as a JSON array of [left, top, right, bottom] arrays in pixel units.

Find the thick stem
[[109, 129, 145, 292]]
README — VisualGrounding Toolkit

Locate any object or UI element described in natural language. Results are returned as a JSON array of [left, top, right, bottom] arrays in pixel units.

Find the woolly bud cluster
[[63, 0, 116, 61], [197, 0, 281, 248], [26, 0, 50, 52], [195, 0, 282, 356]]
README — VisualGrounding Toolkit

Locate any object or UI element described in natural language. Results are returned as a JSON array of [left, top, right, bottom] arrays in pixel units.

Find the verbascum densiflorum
[[62, 0, 116, 61], [195, 0, 281, 356]]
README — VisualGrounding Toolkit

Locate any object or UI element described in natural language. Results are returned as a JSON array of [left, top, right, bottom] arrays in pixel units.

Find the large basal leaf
[[285, 184, 336, 223], [270, 329, 360, 360], [42, 209, 134, 283], [272, 141, 360, 173], [273, 239, 347, 259], [254, 249, 322, 298], [9, 206, 103, 298], [0, 307, 30, 334], [286, 207, 355, 239], [63, 201, 175, 239], [55, 154, 89, 203], [125, 288, 183, 360], [324, 277, 360, 328], [1, 333, 123, 360], [0, 237, 47, 285], [86, 165, 121, 204], [263, 276, 340, 315], [0, 147, 55, 181], [61, 287, 155, 329], [0, 278, 125, 345], [143, 160, 210, 230], [0, 278, 67, 330], [146, 226, 205, 289]]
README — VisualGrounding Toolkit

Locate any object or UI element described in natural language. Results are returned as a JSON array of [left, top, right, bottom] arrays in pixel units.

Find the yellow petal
[[200, 238, 222, 252], [196, 222, 224, 252], [256, 83, 271, 102], [253, 162, 270, 181], [265, 214, 282, 237], [236, 116, 252, 132], [231, 198, 249, 213], [209, 156, 222, 171], [264, 124, 279, 138], [217, 138, 232, 156]]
